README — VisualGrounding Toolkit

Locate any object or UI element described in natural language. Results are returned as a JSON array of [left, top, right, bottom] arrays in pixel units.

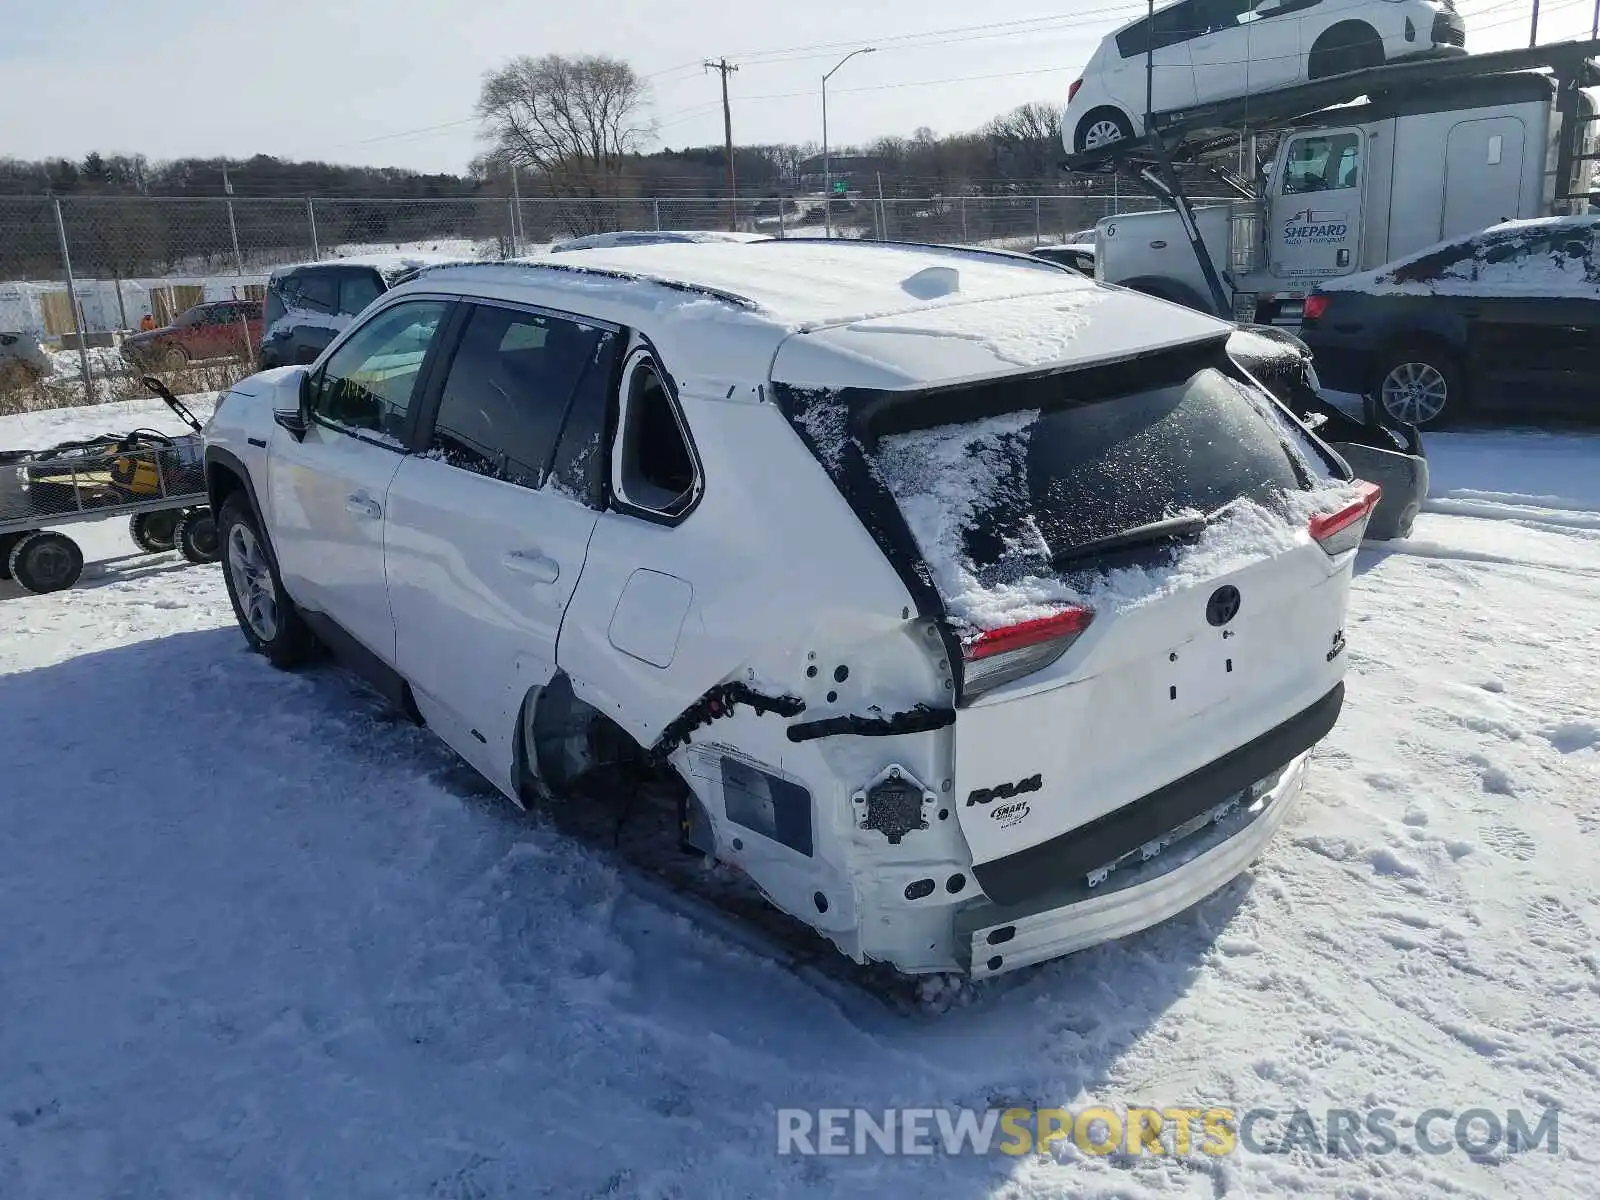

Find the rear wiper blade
[[1050, 512, 1210, 568]]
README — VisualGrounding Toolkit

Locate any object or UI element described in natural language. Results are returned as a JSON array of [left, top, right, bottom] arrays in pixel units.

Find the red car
[[121, 300, 264, 370]]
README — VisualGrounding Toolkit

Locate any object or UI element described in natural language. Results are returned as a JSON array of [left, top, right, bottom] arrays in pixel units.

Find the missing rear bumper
[[957, 751, 1311, 978]]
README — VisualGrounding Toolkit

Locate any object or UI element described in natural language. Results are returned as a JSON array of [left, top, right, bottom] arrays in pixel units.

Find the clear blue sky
[[6, 0, 1592, 173]]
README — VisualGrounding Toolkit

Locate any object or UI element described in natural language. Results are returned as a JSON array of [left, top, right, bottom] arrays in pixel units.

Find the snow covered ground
[[1, 399, 1597, 1198]]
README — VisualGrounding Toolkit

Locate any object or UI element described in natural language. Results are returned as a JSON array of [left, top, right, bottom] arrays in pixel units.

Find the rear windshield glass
[[932, 366, 1305, 569]]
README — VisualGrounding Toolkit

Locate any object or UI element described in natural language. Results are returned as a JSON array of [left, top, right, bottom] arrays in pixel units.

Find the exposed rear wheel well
[[1308, 22, 1385, 79]]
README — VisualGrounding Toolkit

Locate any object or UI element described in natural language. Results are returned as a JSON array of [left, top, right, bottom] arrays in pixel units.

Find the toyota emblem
[[1206, 585, 1241, 627]]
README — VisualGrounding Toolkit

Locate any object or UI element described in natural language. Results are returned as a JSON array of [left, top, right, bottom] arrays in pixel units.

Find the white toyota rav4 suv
[[203, 240, 1378, 980], [1066, 0, 1467, 151]]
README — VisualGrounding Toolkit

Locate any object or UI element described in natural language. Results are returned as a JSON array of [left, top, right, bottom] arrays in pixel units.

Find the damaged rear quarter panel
[[553, 389, 966, 930]]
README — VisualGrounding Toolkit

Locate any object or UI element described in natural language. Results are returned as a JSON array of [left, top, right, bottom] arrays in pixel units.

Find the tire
[[129, 510, 180, 554], [1075, 108, 1135, 152], [163, 345, 190, 370], [1374, 342, 1464, 428], [0, 531, 27, 580], [174, 508, 220, 564], [8, 531, 85, 595], [1124, 277, 1218, 315], [1308, 24, 1385, 79], [217, 494, 316, 668]]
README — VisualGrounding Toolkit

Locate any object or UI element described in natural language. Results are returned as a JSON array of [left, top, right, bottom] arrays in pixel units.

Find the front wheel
[[1375, 345, 1463, 428], [217, 495, 316, 667]]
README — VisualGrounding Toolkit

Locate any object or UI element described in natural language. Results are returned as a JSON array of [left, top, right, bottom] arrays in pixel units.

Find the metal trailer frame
[[0, 378, 216, 593], [1062, 38, 1600, 315]]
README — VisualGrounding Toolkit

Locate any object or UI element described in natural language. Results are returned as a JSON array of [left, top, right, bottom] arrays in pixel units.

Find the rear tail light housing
[[1310, 481, 1381, 556], [1301, 293, 1330, 323], [960, 606, 1094, 700], [1068, 79, 1084, 103]]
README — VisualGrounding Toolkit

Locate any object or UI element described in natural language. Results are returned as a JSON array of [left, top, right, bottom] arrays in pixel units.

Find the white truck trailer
[[1065, 40, 1599, 324]]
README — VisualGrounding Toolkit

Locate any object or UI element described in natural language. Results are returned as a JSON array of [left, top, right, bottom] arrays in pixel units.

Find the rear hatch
[[775, 327, 1372, 901]]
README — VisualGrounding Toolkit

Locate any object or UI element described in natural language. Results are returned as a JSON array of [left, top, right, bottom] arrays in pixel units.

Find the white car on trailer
[[202, 240, 1378, 979]]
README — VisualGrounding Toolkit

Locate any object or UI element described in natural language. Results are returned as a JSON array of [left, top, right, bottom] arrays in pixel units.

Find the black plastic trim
[[971, 682, 1345, 907], [298, 609, 419, 720], [786, 704, 956, 743]]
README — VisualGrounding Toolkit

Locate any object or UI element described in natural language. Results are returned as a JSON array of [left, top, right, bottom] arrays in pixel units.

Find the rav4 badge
[[967, 773, 1042, 807]]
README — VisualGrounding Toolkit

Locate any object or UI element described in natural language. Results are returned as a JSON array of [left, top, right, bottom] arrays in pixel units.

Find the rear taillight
[[1068, 79, 1084, 103], [1302, 293, 1329, 323], [1310, 481, 1381, 556], [961, 606, 1094, 699]]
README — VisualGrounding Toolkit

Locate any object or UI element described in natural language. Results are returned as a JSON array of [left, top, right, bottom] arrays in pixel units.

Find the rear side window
[[425, 305, 602, 490], [275, 270, 337, 318], [874, 365, 1308, 577], [338, 271, 385, 317], [612, 348, 698, 518]]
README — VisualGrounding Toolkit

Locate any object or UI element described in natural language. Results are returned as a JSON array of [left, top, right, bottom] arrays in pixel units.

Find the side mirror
[[273, 372, 311, 440]]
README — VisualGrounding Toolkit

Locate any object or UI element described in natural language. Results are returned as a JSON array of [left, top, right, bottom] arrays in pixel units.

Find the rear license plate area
[[1164, 636, 1238, 717]]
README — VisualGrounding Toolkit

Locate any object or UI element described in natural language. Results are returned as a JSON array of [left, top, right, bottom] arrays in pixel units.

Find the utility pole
[[1529, 0, 1540, 47], [705, 58, 740, 231]]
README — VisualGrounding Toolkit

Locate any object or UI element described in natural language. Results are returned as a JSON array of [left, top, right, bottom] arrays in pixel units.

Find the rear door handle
[[344, 493, 382, 519], [501, 550, 560, 584]]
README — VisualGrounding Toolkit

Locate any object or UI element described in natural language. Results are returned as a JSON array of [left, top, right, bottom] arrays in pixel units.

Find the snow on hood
[[1319, 215, 1600, 299]]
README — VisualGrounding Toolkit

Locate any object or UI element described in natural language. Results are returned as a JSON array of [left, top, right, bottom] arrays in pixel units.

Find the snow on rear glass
[[874, 367, 1316, 630]]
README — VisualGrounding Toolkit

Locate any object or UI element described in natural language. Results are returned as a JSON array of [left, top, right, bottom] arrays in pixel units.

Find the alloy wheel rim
[[1379, 361, 1448, 424], [227, 524, 279, 641], [1084, 120, 1125, 149]]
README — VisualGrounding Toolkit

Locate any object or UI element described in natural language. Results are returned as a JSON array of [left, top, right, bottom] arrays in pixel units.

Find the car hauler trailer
[[1063, 39, 1600, 324]]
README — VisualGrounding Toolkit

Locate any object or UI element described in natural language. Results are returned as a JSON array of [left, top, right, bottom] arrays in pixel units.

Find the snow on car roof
[[548, 230, 768, 252], [405, 241, 1230, 394], [1320, 213, 1600, 297], [465, 240, 1091, 327], [270, 252, 466, 284]]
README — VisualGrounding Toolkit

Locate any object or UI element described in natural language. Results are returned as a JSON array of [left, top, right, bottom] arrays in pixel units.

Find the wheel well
[[206, 460, 246, 518], [1076, 106, 1131, 143], [1310, 20, 1382, 57], [1377, 333, 1459, 375]]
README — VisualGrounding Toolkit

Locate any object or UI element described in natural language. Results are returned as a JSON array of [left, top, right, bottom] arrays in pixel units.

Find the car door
[[1188, 0, 1254, 103], [267, 297, 453, 663], [1269, 128, 1363, 282], [1107, 1, 1199, 116], [1462, 222, 1600, 411], [384, 300, 620, 790]]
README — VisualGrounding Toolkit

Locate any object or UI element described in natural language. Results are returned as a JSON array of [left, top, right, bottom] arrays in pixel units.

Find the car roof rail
[[417, 259, 762, 311]]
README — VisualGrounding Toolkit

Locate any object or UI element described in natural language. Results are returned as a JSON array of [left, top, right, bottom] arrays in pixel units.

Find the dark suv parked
[[258, 256, 459, 370]]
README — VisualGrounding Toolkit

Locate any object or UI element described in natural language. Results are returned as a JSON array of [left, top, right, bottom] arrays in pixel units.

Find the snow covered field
[[1, 399, 1597, 1198]]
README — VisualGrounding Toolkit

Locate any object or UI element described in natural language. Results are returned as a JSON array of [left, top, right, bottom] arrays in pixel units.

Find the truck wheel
[[217, 494, 316, 668], [1375, 343, 1463, 428], [8, 531, 85, 594], [1308, 24, 1385, 79], [1076, 108, 1135, 152], [1123, 277, 1218, 315], [174, 508, 220, 564], [0, 531, 28, 580], [129, 510, 180, 554]]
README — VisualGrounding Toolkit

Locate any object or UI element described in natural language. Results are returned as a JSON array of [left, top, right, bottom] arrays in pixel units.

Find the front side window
[[311, 299, 450, 443], [283, 272, 338, 315], [612, 349, 698, 518], [425, 304, 602, 490], [1282, 132, 1361, 194]]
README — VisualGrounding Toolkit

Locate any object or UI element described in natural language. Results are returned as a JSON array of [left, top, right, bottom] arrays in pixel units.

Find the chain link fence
[[1, 191, 1230, 414]]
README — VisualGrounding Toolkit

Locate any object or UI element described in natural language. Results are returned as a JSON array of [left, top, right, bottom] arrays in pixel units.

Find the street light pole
[[822, 47, 876, 239]]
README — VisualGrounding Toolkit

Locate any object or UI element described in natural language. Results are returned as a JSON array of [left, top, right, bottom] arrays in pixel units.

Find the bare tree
[[476, 54, 652, 231], [983, 101, 1065, 185]]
